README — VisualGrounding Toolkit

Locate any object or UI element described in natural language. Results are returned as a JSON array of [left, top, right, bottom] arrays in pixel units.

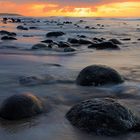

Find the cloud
[[0, 0, 140, 17]]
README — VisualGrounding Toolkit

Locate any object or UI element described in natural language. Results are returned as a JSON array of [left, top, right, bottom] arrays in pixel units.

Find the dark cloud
[[1, 0, 140, 6]]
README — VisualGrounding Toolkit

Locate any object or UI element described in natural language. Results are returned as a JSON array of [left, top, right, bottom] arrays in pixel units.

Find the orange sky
[[0, 1, 140, 17]]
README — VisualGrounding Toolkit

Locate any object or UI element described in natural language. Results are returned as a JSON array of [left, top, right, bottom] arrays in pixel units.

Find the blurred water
[[0, 16, 140, 140]]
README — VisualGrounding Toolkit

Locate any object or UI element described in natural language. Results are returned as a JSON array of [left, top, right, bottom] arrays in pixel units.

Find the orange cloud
[[0, 1, 140, 17]]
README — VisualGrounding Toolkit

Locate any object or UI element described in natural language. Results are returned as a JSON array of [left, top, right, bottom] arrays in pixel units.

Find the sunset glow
[[0, 1, 140, 17]]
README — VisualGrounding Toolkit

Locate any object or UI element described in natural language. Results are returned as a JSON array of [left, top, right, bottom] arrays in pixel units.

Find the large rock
[[76, 65, 124, 86], [66, 98, 140, 136], [0, 93, 44, 120], [46, 31, 65, 37], [88, 42, 120, 50]]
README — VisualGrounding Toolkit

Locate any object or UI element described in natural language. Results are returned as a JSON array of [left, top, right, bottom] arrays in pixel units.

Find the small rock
[[46, 31, 65, 37], [79, 39, 93, 45], [109, 39, 122, 45], [58, 42, 71, 48], [17, 25, 28, 30], [85, 26, 90, 29], [0, 30, 16, 36], [41, 39, 53, 44], [29, 26, 38, 29], [88, 42, 120, 50], [1, 36, 17, 40], [121, 38, 131, 41], [68, 38, 79, 44]]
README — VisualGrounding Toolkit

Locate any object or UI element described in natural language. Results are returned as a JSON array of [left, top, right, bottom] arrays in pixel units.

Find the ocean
[[0, 16, 140, 140]]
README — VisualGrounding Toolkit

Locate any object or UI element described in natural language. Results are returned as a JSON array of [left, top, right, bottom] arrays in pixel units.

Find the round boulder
[[0, 93, 44, 120], [76, 65, 124, 86], [66, 98, 139, 136]]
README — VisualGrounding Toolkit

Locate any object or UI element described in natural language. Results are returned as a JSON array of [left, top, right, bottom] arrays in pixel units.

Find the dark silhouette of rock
[[76, 65, 124, 86], [32, 44, 48, 50], [121, 38, 131, 41], [79, 39, 93, 44], [29, 27, 38, 29], [64, 47, 76, 52], [0, 93, 44, 120], [58, 42, 71, 48], [17, 25, 28, 30], [68, 38, 79, 44], [41, 39, 53, 44], [85, 26, 90, 29], [88, 42, 120, 50], [0, 30, 16, 36], [1, 36, 17, 40], [93, 37, 103, 42], [46, 31, 65, 37], [77, 35, 87, 38], [66, 98, 140, 136], [109, 39, 122, 45], [47, 42, 59, 48]]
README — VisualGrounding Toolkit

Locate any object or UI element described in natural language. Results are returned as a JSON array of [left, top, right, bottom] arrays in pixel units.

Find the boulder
[[46, 31, 65, 37], [0, 93, 44, 120], [88, 42, 120, 50], [66, 98, 140, 136], [76, 65, 124, 86]]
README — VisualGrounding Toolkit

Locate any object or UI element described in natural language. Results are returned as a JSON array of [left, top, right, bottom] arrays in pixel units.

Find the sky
[[0, 0, 140, 17]]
